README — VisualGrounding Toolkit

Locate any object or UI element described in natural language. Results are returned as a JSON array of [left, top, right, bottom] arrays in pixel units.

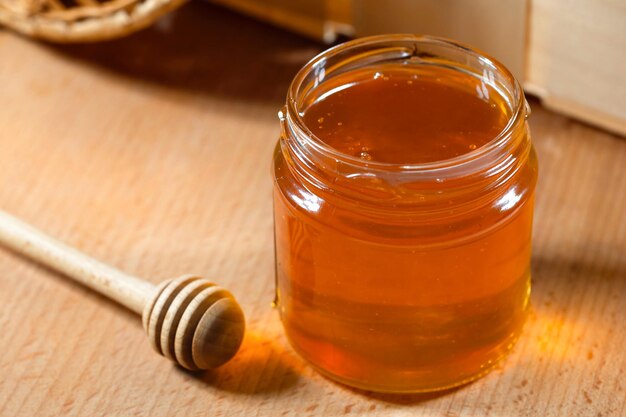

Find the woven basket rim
[[0, 0, 187, 42]]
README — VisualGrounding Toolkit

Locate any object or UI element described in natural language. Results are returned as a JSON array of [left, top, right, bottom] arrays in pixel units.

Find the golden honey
[[273, 35, 537, 392]]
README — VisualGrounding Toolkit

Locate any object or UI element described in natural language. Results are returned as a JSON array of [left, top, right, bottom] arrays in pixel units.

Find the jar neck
[[279, 35, 532, 214]]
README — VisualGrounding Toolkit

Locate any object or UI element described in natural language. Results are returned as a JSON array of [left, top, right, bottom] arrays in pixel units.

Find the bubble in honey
[[360, 151, 372, 161], [469, 144, 477, 150], [318, 117, 324, 124], [337, 122, 343, 126]]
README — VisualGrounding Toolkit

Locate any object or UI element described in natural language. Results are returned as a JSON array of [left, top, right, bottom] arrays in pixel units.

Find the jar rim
[[285, 34, 527, 173]]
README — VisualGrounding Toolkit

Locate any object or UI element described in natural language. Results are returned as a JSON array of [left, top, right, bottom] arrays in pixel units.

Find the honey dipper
[[0, 210, 245, 370]]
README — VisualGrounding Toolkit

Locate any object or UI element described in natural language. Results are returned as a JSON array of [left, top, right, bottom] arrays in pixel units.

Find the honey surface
[[303, 65, 509, 164], [274, 64, 534, 392]]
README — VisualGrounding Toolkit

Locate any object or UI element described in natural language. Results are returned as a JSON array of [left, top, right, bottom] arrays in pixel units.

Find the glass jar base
[[286, 330, 523, 394]]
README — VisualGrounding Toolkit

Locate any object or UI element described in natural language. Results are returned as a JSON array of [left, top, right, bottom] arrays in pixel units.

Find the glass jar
[[272, 35, 538, 393]]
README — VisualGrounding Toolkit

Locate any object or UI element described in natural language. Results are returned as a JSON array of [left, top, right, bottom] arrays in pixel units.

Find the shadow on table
[[46, 2, 322, 105], [343, 383, 467, 406], [177, 330, 302, 395], [532, 255, 625, 285]]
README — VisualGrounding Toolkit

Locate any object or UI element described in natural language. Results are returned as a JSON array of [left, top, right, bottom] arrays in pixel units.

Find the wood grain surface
[[0, 3, 624, 416]]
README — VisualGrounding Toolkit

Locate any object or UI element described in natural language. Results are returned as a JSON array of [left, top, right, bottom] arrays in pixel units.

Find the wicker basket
[[0, 0, 187, 42]]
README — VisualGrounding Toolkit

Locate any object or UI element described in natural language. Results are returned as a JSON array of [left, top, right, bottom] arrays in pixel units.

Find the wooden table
[[1, 3, 624, 416]]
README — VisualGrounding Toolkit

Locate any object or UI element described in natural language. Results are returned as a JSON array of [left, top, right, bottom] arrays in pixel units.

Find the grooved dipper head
[[142, 275, 245, 370]]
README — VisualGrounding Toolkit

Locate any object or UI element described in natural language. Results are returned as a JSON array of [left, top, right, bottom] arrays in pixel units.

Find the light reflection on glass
[[496, 188, 522, 211], [291, 192, 321, 213], [315, 82, 358, 103]]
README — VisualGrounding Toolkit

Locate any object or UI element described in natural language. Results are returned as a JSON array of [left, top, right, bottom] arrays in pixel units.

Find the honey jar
[[272, 35, 538, 393]]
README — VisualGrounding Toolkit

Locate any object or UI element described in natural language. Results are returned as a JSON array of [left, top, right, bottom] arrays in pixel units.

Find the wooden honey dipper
[[0, 210, 245, 370]]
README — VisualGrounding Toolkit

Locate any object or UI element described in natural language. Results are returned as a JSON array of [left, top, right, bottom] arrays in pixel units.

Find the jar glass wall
[[272, 35, 538, 393]]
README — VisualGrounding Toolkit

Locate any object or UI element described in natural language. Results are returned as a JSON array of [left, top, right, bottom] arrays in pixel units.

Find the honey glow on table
[[272, 35, 538, 393]]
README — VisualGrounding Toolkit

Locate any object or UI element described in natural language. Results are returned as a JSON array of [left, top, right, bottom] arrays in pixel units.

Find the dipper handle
[[0, 210, 153, 313]]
